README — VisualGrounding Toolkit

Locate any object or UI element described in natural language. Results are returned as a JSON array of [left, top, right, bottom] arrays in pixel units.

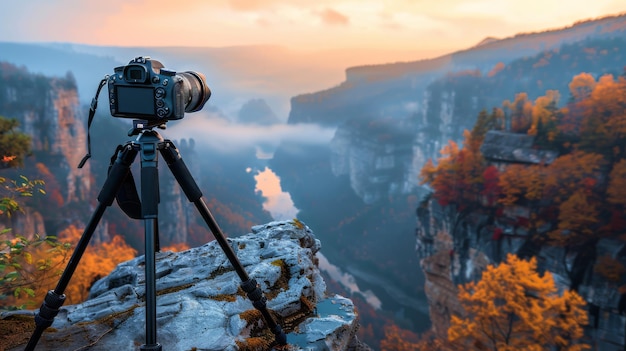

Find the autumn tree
[[471, 108, 504, 145], [0, 175, 68, 309], [448, 254, 589, 351], [1, 232, 71, 309], [380, 324, 421, 351], [607, 159, 626, 207], [420, 130, 490, 211], [576, 74, 626, 159], [568, 72, 596, 103], [57, 226, 137, 303], [0, 116, 31, 168], [503, 93, 533, 133]]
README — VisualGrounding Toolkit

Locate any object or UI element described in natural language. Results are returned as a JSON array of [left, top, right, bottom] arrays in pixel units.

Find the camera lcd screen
[[116, 86, 155, 115]]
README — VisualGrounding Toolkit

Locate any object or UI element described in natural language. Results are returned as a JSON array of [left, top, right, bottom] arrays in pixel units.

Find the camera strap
[[78, 77, 108, 169], [108, 145, 143, 219]]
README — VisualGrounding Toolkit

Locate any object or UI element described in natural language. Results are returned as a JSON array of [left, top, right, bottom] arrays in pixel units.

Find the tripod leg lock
[[241, 278, 266, 307], [34, 290, 66, 329]]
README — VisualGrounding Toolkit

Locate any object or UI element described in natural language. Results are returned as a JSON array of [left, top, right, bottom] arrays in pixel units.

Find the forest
[[405, 71, 626, 350]]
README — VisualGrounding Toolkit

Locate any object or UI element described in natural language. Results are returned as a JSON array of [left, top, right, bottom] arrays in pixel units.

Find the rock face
[[416, 177, 626, 349], [4, 220, 372, 351], [0, 64, 91, 205], [329, 118, 417, 204], [480, 130, 558, 165], [0, 62, 92, 239]]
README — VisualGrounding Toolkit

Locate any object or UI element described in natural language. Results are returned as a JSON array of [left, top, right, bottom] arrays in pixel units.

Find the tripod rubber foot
[[273, 324, 288, 346], [140, 343, 162, 351]]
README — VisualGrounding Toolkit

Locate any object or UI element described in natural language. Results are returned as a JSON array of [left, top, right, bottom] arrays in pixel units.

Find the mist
[[167, 113, 336, 157]]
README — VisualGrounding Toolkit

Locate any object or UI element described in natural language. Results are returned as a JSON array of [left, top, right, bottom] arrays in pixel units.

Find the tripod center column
[[137, 130, 164, 350]]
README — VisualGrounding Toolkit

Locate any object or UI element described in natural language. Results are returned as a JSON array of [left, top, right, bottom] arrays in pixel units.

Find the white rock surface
[[5, 220, 372, 351]]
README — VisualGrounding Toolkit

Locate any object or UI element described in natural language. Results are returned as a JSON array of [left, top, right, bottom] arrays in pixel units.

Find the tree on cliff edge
[[0, 116, 30, 168], [448, 254, 589, 351]]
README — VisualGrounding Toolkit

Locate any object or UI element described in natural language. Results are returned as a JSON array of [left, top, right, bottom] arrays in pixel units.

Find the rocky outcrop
[[2, 220, 372, 351], [480, 130, 558, 165]]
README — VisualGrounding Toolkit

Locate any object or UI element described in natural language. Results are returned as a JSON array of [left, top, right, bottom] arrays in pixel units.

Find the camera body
[[108, 57, 210, 121]]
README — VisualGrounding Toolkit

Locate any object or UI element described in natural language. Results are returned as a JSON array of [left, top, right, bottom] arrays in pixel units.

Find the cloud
[[166, 115, 336, 155], [316, 8, 350, 26], [228, 0, 265, 11]]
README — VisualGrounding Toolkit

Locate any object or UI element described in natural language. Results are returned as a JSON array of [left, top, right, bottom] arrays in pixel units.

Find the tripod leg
[[25, 144, 138, 351], [159, 141, 287, 346]]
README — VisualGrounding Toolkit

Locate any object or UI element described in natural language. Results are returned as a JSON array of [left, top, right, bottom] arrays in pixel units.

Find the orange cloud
[[229, 0, 264, 11], [317, 8, 349, 26]]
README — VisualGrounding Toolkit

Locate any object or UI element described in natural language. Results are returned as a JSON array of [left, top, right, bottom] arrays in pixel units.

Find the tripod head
[[128, 119, 167, 137]]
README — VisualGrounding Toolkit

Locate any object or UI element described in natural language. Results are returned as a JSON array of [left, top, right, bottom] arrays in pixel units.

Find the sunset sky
[[2, 0, 626, 59]]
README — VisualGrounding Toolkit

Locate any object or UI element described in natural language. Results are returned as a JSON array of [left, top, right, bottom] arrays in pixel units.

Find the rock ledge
[[3, 220, 372, 351]]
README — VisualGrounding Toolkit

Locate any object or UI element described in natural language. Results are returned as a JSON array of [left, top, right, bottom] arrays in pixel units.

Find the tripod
[[25, 122, 287, 350]]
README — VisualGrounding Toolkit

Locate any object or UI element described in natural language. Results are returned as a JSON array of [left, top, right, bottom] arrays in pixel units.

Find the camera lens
[[178, 71, 211, 113]]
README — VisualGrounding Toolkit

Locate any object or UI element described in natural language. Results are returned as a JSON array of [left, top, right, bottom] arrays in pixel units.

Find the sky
[[2, 0, 626, 58]]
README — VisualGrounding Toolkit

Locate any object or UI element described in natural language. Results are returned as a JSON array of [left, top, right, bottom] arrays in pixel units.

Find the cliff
[[1, 220, 373, 351], [0, 63, 91, 204], [415, 131, 626, 349], [0, 62, 93, 238]]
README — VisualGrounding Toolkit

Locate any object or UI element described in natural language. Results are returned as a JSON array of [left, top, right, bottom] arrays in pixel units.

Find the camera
[[108, 57, 211, 120]]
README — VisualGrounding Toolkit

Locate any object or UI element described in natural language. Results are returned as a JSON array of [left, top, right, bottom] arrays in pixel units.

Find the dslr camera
[[108, 56, 211, 121]]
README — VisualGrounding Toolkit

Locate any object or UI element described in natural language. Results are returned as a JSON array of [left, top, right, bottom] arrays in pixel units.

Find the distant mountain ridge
[[288, 13, 626, 127], [346, 12, 626, 83]]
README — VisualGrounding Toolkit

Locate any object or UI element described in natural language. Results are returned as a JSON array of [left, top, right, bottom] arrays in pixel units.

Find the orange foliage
[[548, 189, 599, 246], [607, 159, 626, 206], [503, 93, 533, 133], [57, 226, 137, 303], [576, 74, 626, 155], [1, 155, 16, 163], [161, 242, 190, 252], [529, 90, 560, 137], [487, 62, 505, 77], [420, 131, 490, 210], [448, 254, 589, 351], [380, 324, 421, 351], [207, 198, 256, 235], [34, 163, 64, 207], [594, 254, 626, 283], [569, 72, 596, 102], [542, 151, 605, 202], [498, 164, 545, 206]]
